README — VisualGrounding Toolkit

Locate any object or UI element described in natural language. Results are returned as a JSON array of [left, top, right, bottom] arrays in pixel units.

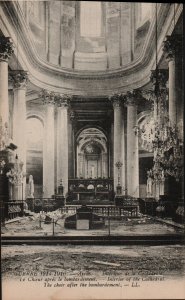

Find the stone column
[[0, 37, 14, 150], [125, 91, 139, 197], [102, 153, 108, 178], [163, 35, 182, 126], [56, 94, 70, 196], [121, 106, 126, 194], [78, 153, 83, 178], [42, 90, 55, 198], [110, 95, 124, 192], [12, 71, 28, 200], [68, 110, 75, 178]]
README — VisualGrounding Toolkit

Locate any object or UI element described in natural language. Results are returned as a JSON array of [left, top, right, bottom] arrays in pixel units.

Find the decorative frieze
[[11, 70, 28, 89], [40, 89, 72, 107], [0, 37, 14, 62]]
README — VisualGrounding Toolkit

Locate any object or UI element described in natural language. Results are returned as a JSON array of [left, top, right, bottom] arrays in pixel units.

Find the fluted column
[[0, 37, 14, 150], [42, 90, 55, 198], [125, 91, 139, 197], [12, 71, 28, 199], [110, 95, 124, 192], [163, 35, 182, 126], [56, 95, 70, 196]]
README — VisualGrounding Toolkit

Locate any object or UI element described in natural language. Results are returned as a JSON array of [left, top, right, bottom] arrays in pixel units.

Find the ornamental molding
[[40, 89, 55, 106], [109, 93, 125, 108], [55, 94, 71, 108], [0, 3, 183, 95], [124, 89, 142, 106], [40, 89, 72, 107], [69, 110, 76, 123], [0, 36, 14, 62], [11, 70, 28, 89]]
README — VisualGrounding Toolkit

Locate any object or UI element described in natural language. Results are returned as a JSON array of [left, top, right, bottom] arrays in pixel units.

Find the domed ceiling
[[2, 2, 182, 95], [19, 1, 152, 71]]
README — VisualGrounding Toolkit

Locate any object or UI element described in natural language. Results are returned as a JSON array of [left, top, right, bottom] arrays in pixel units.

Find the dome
[[21, 1, 152, 71]]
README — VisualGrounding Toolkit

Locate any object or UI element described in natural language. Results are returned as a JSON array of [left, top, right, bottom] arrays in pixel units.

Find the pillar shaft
[[0, 37, 14, 150], [0, 62, 9, 125], [113, 100, 122, 191], [42, 91, 55, 198], [12, 71, 28, 200], [68, 111, 75, 178], [168, 59, 177, 125], [12, 72, 28, 166], [163, 35, 182, 126], [57, 106, 68, 195], [121, 110, 126, 193], [126, 94, 139, 197], [56, 95, 70, 196]]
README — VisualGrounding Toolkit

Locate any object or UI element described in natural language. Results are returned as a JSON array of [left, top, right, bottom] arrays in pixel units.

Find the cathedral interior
[[0, 2, 184, 228]]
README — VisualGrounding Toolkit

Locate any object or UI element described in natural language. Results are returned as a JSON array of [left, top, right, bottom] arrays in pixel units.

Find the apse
[[76, 128, 108, 179]]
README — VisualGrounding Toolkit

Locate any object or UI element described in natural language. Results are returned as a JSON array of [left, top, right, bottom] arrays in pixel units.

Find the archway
[[76, 127, 108, 178]]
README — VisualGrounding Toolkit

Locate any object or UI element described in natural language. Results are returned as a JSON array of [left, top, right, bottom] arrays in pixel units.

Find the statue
[[159, 169, 165, 196], [28, 175, 34, 199], [146, 170, 153, 197]]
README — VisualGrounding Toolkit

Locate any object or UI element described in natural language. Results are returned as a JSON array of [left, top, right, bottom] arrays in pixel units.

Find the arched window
[[80, 1, 102, 37]]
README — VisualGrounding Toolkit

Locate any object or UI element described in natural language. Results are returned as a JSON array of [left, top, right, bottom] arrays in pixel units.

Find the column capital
[[163, 35, 182, 62], [40, 89, 55, 105], [0, 37, 14, 62], [125, 89, 141, 107], [150, 69, 168, 88], [11, 70, 28, 89], [109, 93, 125, 109], [55, 94, 71, 109]]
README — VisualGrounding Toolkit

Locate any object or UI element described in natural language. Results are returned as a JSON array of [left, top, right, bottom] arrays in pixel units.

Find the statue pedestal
[[55, 195, 65, 207], [12, 184, 22, 201], [116, 185, 122, 195], [26, 197, 34, 211], [115, 196, 124, 206]]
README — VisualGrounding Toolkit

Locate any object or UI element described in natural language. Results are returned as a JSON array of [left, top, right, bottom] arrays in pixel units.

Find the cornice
[[0, 2, 183, 95]]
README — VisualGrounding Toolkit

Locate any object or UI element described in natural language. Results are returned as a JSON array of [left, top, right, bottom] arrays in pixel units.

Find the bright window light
[[80, 1, 102, 37]]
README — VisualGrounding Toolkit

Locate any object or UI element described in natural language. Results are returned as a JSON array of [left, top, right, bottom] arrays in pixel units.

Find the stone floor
[[2, 244, 185, 300], [2, 210, 184, 236]]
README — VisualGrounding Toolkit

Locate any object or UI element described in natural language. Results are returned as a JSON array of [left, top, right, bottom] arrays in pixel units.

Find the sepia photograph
[[0, 1, 184, 299]]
